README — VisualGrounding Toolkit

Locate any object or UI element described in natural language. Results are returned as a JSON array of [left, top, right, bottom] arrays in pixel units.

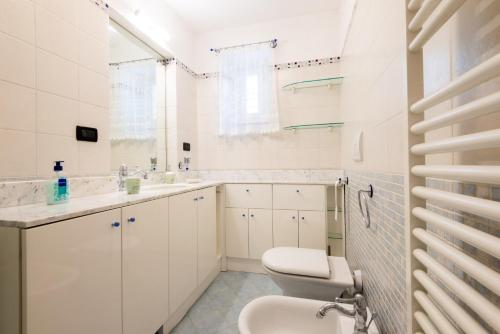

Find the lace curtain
[[110, 59, 156, 141], [218, 44, 279, 136]]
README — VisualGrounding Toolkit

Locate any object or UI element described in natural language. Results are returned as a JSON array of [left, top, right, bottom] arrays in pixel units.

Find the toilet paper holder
[[358, 185, 373, 228]]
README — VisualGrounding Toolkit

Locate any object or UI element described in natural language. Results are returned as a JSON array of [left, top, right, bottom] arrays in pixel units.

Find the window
[[218, 44, 279, 136]]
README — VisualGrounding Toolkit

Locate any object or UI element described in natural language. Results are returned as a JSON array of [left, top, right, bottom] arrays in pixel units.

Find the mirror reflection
[[108, 21, 167, 172]]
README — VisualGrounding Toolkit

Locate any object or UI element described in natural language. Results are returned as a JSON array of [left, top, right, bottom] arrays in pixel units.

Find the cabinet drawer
[[273, 185, 326, 211], [225, 184, 272, 209]]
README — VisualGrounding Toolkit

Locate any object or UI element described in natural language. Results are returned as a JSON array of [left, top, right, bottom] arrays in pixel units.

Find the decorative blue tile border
[[166, 56, 341, 80], [90, 0, 109, 12], [274, 56, 341, 70]]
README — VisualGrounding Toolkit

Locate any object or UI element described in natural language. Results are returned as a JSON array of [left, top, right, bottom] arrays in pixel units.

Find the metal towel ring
[[358, 185, 373, 228]]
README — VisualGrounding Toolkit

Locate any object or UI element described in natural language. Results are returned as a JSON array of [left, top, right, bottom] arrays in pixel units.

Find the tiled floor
[[171, 271, 283, 334]]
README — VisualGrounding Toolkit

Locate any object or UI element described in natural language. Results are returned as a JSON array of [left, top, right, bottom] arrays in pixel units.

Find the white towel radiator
[[405, 1, 500, 333]]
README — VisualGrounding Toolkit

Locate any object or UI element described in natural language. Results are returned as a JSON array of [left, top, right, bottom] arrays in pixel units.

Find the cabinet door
[[272, 210, 298, 247], [249, 209, 273, 259], [23, 209, 122, 334], [169, 191, 198, 314], [299, 211, 326, 250], [197, 187, 217, 284], [122, 198, 169, 334], [225, 208, 249, 258]]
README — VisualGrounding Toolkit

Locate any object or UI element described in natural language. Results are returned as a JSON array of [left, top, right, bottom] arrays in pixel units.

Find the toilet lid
[[262, 247, 330, 278]]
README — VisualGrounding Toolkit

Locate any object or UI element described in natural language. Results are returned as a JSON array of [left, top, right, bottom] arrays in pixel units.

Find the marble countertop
[[0, 180, 339, 229], [0, 181, 222, 229], [218, 180, 340, 185]]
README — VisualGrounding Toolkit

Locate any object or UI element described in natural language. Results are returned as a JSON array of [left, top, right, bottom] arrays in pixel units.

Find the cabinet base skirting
[[164, 260, 221, 333], [226, 257, 266, 274]]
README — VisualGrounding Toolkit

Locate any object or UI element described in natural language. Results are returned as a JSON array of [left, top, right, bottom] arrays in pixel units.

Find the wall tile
[[0, 0, 35, 44], [79, 67, 109, 107], [36, 133, 79, 177], [35, 5, 79, 62], [78, 102, 109, 139], [78, 141, 110, 175], [0, 80, 36, 132], [0, 129, 37, 178], [36, 91, 78, 136], [78, 31, 108, 76], [34, 0, 78, 26], [78, 0, 108, 44], [0, 32, 35, 87], [36, 48, 78, 99], [345, 169, 406, 334]]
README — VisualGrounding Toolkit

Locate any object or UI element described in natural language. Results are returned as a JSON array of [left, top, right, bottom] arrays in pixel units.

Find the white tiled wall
[[196, 63, 342, 170], [167, 62, 198, 172], [339, 0, 407, 174], [0, 0, 110, 179]]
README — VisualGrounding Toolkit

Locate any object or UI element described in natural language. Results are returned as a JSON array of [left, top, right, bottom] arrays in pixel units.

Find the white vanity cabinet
[[248, 209, 273, 259], [122, 198, 169, 334], [1, 185, 221, 334], [225, 207, 273, 259], [273, 185, 327, 250], [226, 207, 250, 258], [225, 183, 327, 263], [22, 209, 123, 334], [168, 190, 198, 315], [168, 186, 217, 315], [197, 187, 217, 285], [225, 184, 274, 260]]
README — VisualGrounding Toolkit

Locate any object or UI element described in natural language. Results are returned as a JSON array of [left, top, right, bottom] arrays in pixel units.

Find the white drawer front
[[225, 184, 272, 209], [273, 185, 326, 211]]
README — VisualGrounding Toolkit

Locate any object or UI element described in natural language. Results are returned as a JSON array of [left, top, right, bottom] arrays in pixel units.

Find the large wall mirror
[[108, 20, 167, 172]]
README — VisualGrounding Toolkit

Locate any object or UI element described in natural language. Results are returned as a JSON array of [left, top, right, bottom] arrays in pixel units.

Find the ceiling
[[162, 0, 342, 32]]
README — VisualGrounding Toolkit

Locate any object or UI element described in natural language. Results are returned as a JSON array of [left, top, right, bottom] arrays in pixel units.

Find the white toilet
[[262, 247, 354, 301]]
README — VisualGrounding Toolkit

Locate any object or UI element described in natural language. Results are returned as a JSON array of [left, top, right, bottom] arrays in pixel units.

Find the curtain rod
[[210, 39, 278, 53], [109, 57, 165, 66]]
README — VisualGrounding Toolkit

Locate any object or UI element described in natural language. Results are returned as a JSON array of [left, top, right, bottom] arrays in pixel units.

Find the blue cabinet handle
[[128, 217, 136, 223], [111, 222, 120, 228]]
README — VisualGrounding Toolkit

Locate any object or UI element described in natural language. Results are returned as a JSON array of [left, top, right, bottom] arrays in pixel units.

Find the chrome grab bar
[[358, 185, 373, 228]]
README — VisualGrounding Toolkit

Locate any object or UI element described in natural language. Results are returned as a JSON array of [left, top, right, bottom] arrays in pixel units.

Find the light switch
[[352, 131, 363, 162]]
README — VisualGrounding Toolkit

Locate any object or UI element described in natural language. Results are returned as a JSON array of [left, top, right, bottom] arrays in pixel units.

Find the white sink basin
[[238, 295, 379, 334]]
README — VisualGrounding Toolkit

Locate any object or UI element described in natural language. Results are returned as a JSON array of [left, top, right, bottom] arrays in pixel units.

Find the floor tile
[[170, 271, 283, 334]]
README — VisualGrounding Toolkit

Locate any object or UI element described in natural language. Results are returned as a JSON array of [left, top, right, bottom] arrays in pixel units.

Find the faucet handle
[[335, 294, 367, 309]]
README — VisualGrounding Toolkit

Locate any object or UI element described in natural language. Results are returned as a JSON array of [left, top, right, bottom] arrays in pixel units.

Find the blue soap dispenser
[[46, 161, 70, 205]]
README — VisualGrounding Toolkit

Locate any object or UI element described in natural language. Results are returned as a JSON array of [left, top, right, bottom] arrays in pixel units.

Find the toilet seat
[[262, 247, 354, 289], [262, 247, 330, 278]]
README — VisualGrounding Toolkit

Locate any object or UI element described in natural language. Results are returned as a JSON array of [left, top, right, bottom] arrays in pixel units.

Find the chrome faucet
[[131, 167, 149, 180], [118, 164, 128, 191], [316, 293, 378, 334]]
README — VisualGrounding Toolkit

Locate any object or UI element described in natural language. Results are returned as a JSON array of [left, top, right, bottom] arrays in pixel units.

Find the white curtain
[[218, 44, 279, 136], [109, 59, 156, 141]]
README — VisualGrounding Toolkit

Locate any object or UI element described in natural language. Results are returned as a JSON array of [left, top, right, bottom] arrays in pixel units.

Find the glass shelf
[[328, 232, 343, 240], [283, 76, 344, 91], [283, 122, 344, 131]]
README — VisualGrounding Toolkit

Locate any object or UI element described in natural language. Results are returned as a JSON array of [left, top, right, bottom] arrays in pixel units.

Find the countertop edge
[[0, 180, 339, 229]]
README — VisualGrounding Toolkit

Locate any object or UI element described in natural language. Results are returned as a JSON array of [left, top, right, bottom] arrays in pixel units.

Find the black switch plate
[[76, 126, 98, 142], [183, 142, 191, 152]]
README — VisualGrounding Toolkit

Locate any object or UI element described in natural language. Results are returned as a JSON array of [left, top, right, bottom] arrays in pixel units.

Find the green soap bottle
[[46, 161, 70, 205]]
